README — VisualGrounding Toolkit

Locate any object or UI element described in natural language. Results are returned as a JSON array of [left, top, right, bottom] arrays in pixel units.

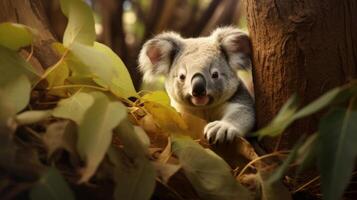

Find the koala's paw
[[204, 121, 241, 144]]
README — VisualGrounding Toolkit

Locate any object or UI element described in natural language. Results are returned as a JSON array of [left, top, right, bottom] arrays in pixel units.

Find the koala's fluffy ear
[[212, 27, 252, 70], [138, 32, 182, 81]]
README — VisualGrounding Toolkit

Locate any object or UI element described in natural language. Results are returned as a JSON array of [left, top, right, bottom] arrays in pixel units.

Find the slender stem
[[32, 49, 69, 89], [26, 44, 34, 62], [293, 176, 320, 193], [237, 150, 290, 178], [49, 84, 108, 92]]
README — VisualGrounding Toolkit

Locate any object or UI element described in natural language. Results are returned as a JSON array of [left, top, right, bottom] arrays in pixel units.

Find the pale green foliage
[[53, 92, 94, 124], [0, 46, 32, 112], [15, 110, 52, 125], [60, 0, 95, 46], [172, 136, 252, 200], [94, 42, 137, 98], [0, 22, 33, 50], [77, 92, 127, 183], [108, 121, 156, 200]]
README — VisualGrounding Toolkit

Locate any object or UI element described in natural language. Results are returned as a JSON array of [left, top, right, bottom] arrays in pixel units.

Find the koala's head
[[138, 27, 252, 109]]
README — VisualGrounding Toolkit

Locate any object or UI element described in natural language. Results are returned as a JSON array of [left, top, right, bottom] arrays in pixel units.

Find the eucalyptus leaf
[[108, 119, 156, 200], [144, 101, 188, 132], [77, 92, 126, 183], [318, 107, 357, 200], [253, 94, 299, 138], [172, 135, 251, 200], [108, 148, 156, 200], [68, 42, 138, 98], [0, 22, 33, 50], [0, 46, 32, 112], [53, 92, 94, 124], [141, 91, 171, 106], [94, 42, 137, 98], [254, 83, 357, 138], [43, 121, 77, 157], [60, 0, 95, 46], [30, 167, 75, 200], [0, 92, 16, 124], [46, 61, 69, 96], [15, 110, 52, 125], [293, 88, 341, 119]]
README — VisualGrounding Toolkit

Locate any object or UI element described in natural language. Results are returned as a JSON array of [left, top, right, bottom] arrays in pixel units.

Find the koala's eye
[[179, 74, 186, 81], [211, 71, 219, 79]]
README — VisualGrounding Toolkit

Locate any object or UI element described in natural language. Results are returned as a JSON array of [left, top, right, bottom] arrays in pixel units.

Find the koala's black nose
[[191, 74, 206, 97]]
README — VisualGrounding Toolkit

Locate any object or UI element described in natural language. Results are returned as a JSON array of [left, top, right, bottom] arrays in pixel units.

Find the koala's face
[[139, 27, 251, 108], [165, 39, 240, 107]]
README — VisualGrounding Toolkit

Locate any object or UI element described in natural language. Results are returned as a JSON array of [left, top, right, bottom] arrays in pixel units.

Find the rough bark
[[0, 0, 59, 68], [245, 0, 357, 151]]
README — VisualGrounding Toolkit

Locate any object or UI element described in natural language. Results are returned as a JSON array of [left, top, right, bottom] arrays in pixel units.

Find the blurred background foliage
[[47, 0, 248, 90]]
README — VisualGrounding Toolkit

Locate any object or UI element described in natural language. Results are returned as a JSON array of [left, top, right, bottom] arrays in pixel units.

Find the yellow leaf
[[143, 101, 187, 133], [46, 61, 69, 97], [141, 91, 170, 106]]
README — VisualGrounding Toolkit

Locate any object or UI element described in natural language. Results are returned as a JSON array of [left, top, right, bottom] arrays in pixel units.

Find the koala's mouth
[[190, 95, 211, 106]]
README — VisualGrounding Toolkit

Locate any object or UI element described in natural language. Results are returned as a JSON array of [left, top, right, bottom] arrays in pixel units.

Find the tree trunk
[[0, 0, 59, 68], [245, 0, 357, 151]]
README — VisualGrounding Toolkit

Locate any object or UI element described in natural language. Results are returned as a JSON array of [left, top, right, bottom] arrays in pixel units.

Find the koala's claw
[[204, 121, 240, 144]]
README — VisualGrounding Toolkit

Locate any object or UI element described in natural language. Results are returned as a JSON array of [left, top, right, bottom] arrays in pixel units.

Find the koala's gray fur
[[138, 27, 255, 144]]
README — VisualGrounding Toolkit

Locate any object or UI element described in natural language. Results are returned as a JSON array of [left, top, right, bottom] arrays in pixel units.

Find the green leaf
[[53, 92, 94, 124], [0, 22, 33, 50], [68, 42, 137, 98], [255, 83, 357, 138], [0, 92, 16, 124], [60, 0, 95, 46], [0, 46, 32, 112], [293, 88, 341, 119], [77, 92, 127, 183], [69, 42, 114, 88], [108, 119, 156, 200], [93, 42, 137, 98], [15, 110, 52, 125], [30, 167, 75, 200], [254, 94, 299, 138], [318, 107, 357, 200], [172, 135, 251, 200], [108, 148, 156, 200]]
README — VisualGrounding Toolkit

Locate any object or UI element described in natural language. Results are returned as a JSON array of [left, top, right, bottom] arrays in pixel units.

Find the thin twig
[[26, 44, 34, 62], [32, 49, 69, 89], [49, 84, 109, 92], [237, 150, 290, 178], [293, 176, 320, 193]]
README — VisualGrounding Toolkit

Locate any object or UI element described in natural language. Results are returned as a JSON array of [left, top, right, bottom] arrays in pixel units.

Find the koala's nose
[[191, 74, 206, 97]]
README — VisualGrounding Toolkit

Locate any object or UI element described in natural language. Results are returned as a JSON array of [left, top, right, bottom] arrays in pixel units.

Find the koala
[[138, 27, 255, 144]]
